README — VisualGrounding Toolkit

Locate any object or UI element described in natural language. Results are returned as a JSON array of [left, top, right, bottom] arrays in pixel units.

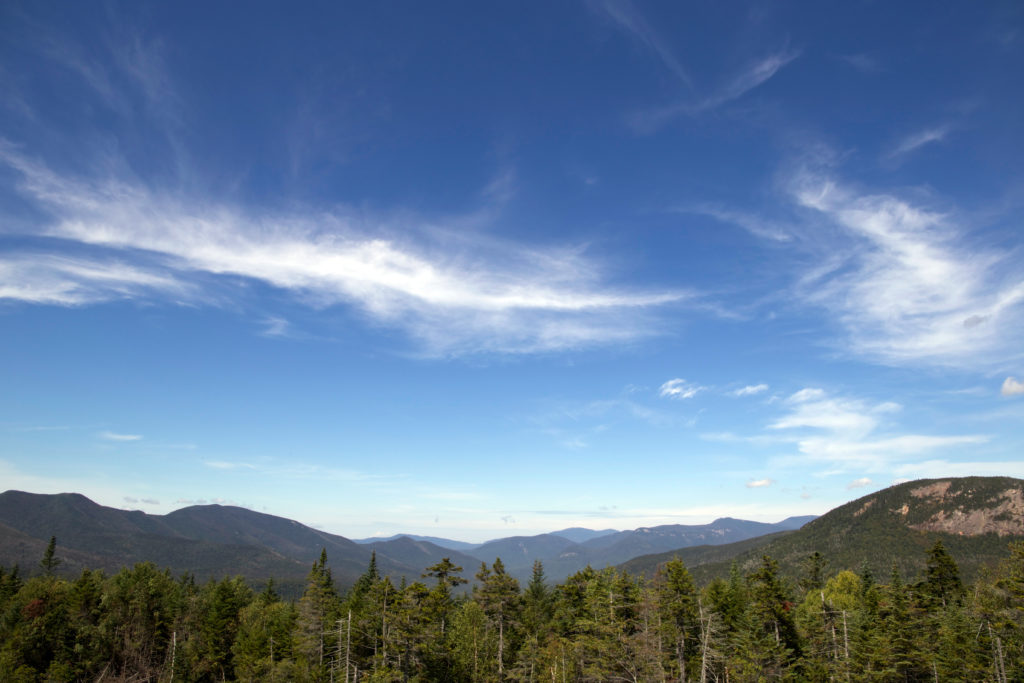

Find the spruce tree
[[921, 540, 964, 608], [39, 537, 61, 576], [522, 559, 552, 638]]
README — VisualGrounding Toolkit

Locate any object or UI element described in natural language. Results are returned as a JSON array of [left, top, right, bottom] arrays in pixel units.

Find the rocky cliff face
[[907, 480, 1024, 537]]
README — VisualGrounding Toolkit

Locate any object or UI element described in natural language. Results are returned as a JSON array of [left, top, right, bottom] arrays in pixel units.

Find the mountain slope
[[621, 477, 1024, 585], [0, 491, 449, 591], [549, 527, 618, 543], [466, 533, 579, 575], [363, 537, 480, 578]]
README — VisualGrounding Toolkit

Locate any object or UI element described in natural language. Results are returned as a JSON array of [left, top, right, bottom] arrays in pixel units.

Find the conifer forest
[[3, 539, 1024, 682]]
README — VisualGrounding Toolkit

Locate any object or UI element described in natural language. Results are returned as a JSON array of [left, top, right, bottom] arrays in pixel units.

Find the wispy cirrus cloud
[[788, 169, 1024, 368], [733, 383, 769, 397], [676, 204, 792, 242], [768, 388, 988, 473], [0, 253, 192, 305], [259, 317, 292, 338], [631, 48, 799, 132], [201, 457, 399, 484], [590, 0, 692, 87], [769, 388, 892, 436], [40, 24, 183, 125], [846, 477, 872, 489], [838, 53, 881, 73], [887, 124, 952, 159], [0, 148, 688, 356], [746, 478, 774, 488], [659, 378, 704, 400]]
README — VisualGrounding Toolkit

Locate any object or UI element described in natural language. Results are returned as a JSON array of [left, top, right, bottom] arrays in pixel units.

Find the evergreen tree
[[655, 557, 700, 681], [0, 565, 23, 607], [296, 549, 340, 680], [521, 559, 552, 639], [880, 563, 923, 680], [920, 540, 965, 608], [197, 576, 252, 680], [423, 557, 468, 594], [101, 563, 181, 680], [422, 556, 467, 638], [474, 558, 521, 679], [798, 551, 828, 595], [748, 555, 801, 659], [232, 598, 297, 682], [39, 537, 61, 576], [258, 577, 280, 606], [450, 599, 494, 681], [65, 568, 108, 680]]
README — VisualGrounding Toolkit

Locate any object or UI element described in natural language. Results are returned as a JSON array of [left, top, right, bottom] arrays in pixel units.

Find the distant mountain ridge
[[351, 526, 622, 549], [0, 489, 816, 588], [352, 534, 481, 551]]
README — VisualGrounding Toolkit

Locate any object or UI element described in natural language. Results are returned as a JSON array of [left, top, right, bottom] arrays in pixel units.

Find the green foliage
[[6, 536, 1024, 681]]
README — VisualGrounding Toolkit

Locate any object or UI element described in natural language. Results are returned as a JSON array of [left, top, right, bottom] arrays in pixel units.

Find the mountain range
[[0, 489, 809, 593], [3, 477, 1021, 595]]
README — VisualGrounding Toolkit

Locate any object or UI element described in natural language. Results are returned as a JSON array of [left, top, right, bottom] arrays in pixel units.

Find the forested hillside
[[3, 537, 1024, 681], [622, 477, 1024, 585]]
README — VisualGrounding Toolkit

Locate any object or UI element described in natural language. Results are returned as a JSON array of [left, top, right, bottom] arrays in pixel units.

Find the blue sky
[[1, 1, 1022, 542]]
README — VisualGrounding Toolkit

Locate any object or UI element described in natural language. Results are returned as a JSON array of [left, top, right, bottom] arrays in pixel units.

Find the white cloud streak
[[99, 431, 142, 441], [846, 477, 872, 489], [746, 478, 774, 488], [0, 149, 687, 355], [203, 460, 257, 470], [733, 383, 769, 397], [789, 171, 1024, 368]]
